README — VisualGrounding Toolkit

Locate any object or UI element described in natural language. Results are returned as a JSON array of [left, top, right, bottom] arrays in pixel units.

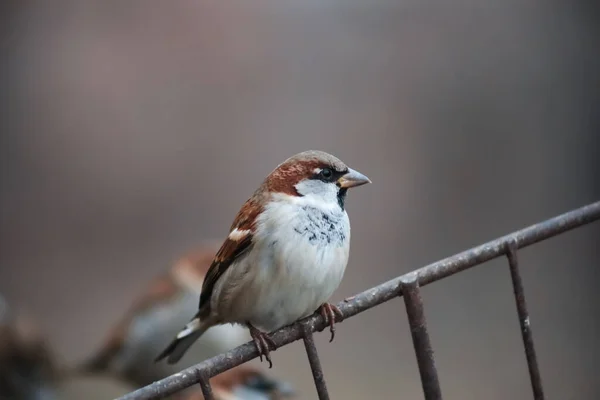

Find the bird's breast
[[291, 205, 349, 247], [241, 201, 351, 330], [257, 202, 351, 275]]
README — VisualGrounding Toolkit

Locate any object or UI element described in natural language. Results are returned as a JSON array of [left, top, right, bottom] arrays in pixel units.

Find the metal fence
[[116, 201, 600, 400]]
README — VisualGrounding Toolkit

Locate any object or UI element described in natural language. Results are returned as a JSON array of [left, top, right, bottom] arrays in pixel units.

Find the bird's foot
[[248, 323, 276, 368], [318, 303, 344, 342]]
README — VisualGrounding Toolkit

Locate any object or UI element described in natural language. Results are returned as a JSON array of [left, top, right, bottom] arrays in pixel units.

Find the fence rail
[[116, 200, 600, 400]]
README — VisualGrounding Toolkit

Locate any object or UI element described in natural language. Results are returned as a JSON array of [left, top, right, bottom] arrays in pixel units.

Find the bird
[[181, 365, 294, 400], [0, 295, 59, 400], [75, 243, 252, 387], [155, 150, 371, 368]]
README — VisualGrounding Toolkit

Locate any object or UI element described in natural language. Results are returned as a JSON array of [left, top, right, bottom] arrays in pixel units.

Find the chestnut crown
[[262, 150, 370, 209]]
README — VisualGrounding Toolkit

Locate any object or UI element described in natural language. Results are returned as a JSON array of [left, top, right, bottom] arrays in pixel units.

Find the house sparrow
[[76, 244, 251, 387], [155, 150, 371, 367], [0, 295, 58, 400], [181, 365, 294, 400]]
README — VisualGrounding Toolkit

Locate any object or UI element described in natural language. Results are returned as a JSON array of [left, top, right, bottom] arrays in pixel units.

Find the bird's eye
[[320, 168, 333, 179]]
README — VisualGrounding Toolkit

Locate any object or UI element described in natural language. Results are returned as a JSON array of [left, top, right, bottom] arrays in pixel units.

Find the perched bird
[[0, 295, 58, 400], [182, 365, 294, 400], [155, 150, 371, 367], [76, 244, 251, 387]]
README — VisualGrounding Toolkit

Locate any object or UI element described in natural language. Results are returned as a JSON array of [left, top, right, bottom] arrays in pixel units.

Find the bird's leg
[[247, 323, 276, 368], [317, 303, 344, 342]]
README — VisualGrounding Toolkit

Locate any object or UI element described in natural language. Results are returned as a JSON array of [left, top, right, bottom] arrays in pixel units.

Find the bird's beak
[[337, 168, 371, 188]]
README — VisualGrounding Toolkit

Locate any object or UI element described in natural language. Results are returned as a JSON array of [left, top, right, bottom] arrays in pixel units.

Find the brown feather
[[263, 150, 348, 195], [198, 197, 263, 315]]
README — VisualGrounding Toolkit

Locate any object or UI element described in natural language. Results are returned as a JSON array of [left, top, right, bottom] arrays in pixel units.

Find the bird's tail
[[154, 312, 211, 364]]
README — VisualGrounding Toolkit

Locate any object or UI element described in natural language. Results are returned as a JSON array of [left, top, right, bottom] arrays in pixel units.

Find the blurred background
[[1, 1, 599, 399]]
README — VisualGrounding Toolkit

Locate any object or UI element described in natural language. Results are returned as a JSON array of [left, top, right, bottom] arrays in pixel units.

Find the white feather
[[229, 228, 251, 241], [176, 318, 200, 339]]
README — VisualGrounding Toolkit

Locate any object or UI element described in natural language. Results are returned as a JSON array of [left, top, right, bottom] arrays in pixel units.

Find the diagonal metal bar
[[505, 239, 545, 400], [301, 323, 330, 400], [116, 201, 600, 400], [198, 375, 214, 400], [400, 278, 442, 400]]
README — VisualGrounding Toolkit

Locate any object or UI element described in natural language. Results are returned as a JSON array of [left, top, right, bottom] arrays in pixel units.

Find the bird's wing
[[198, 196, 264, 315]]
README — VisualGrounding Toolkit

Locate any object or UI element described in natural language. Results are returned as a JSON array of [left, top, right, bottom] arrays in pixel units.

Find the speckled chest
[[291, 205, 348, 247]]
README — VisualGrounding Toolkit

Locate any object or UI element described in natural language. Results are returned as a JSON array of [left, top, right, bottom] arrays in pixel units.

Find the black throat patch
[[337, 188, 348, 211]]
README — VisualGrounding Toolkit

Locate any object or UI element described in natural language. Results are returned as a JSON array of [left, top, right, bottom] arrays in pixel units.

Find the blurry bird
[[0, 295, 58, 400], [76, 243, 252, 387], [156, 150, 370, 367], [181, 365, 294, 400]]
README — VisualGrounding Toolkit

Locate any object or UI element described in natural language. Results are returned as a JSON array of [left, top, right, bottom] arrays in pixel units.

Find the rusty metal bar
[[400, 278, 442, 400], [301, 323, 330, 400], [116, 201, 600, 400], [198, 375, 214, 400], [505, 239, 545, 400]]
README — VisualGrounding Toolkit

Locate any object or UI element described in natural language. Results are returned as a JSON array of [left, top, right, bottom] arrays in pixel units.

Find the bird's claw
[[318, 303, 344, 342], [248, 323, 276, 368]]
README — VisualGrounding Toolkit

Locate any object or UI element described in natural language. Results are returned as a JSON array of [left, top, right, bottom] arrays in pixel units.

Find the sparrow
[[155, 150, 371, 367], [75, 244, 251, 387], [0, 295, 58, 400], [181, 365, 294, 400]]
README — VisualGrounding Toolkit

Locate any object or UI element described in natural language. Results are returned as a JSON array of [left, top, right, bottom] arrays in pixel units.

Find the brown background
[[1, 1, 599, 399]]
